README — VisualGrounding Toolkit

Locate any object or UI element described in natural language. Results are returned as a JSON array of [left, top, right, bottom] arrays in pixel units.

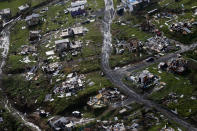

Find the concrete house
[[122, 0, 150, 12], [25, 13, 40, 26], [0, 8, 11, 19], [18, 4, 29, 13]]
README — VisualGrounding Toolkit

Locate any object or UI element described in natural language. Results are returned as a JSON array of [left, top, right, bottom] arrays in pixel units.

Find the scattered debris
[[87, 88, 127, 108]]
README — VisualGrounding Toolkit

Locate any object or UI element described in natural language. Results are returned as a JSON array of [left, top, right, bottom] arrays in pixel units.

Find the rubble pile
[[53, 73, 86, 97], [87, 88, 127, 108], [130, 70, 159, 89], [97, 122, 126, 131], [128, 38, 143, 52], [42, 62, 61, 75], [145, 36, 170, 53], [158, 58, 188, 74], [170, 22, 192, 35], [48, 116, 94, 131], [114, 39, 144, 54]]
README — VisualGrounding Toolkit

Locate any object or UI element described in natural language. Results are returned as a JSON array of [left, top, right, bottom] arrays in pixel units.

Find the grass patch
[[111, 23, 152, 42], [2, 74, 51, 112], [148, 63, 197, 118], [0, 0, 47, 16]]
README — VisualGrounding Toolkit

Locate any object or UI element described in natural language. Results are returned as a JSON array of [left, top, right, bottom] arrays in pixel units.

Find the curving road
[[117, 43, 197, 75], [101, 0, 197, 130]]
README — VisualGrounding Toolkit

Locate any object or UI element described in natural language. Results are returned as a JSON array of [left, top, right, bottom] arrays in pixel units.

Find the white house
[[122, 0, 150, 12]]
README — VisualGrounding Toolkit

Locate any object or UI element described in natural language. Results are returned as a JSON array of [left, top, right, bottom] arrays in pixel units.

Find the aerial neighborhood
[[0, 0, 197, 130]]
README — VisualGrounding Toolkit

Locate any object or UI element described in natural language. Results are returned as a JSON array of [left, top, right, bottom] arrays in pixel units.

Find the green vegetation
[[38, 4, 75, 33], [2, 74, 50, 111], [87, 0, 105, 10], [0, 106, 29, 131], [0, 0, 47, 16], [113, 0, 121, 9], [151, 0, 197, 44], [6, 55, 27, 73], [6, 20, 35, 73], [111, 22, 151, 42], [81, 22, 103, 57], [183, 48, 197, 60], [148, 62, 197, 118], [77, 58, 100, 73], [110, 50, 150, 68], [10, 21, 29, 53]]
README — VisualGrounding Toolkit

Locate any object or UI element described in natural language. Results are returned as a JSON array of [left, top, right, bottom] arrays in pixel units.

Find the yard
[[0, 0, 48, 16], [148, 61, 197, 119]]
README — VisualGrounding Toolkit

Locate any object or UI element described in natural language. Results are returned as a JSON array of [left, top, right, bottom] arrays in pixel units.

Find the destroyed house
[[25, 13, 40, 26], [128, 39, 143, 52], [42, 62, 60, 74], [138, 70, 157, 88], [29, 30, 41, 42], [53, 73, 85, 96], [55, 39, 70, 53], [87, 88, 126, 108], [0, 8, 11, 19], [167, 58, 188, 74], [18, 4, 29, 13], [146, 36, 170, 53], [170, 22, 192, 34]]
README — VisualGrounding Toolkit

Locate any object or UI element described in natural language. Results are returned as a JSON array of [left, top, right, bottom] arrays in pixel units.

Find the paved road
[[117, 43, 197, 75], [101, 0, 197, 130]]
